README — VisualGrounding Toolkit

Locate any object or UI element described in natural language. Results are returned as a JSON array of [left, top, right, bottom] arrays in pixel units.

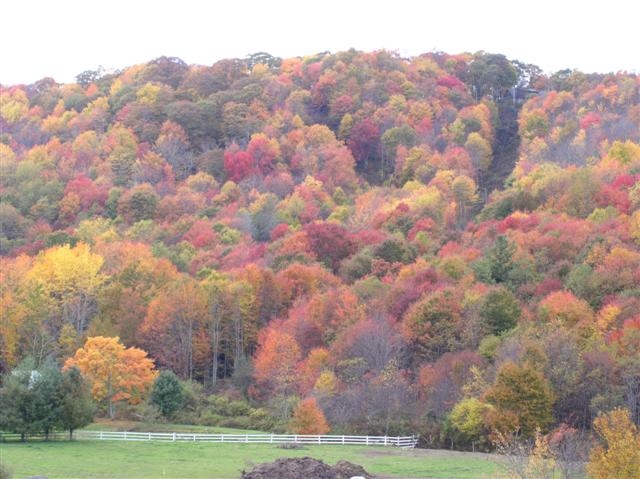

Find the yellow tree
[[27, 243, 106, 340], [451, 175, 479, 227], [587, 408, 640, 479], [484, 361, 555, 438], [64, 336, 156, 418], [0, 256, 34, 370]]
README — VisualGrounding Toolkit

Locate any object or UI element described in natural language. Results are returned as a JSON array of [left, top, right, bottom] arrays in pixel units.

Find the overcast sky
[[1, 0, 637, 85]]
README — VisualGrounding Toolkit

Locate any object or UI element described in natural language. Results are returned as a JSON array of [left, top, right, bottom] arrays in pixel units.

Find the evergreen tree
[[57, 367, 94, 439], [30, 361, 63, 440], [486, 235, 516, 284], [150, 370, 184, 419]]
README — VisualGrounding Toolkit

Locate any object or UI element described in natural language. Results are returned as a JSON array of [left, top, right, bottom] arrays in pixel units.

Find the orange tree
[[289, 397, 329, 435], [64, 336, 156, 418]]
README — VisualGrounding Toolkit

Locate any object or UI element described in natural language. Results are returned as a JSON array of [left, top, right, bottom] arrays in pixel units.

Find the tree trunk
[[210, 301, 221, 386], [233, 307, 244, 369], [187, 317, 193, 381]]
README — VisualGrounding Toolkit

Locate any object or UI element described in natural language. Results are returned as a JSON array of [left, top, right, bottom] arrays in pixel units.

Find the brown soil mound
[[241, 456, 373, 479]]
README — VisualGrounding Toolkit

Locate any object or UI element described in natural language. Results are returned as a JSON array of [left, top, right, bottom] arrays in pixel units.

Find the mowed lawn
[[0, 440, 502, 479]]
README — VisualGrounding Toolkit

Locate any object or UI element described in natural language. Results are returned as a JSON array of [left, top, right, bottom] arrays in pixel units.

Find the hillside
[[1, 50, 639, 449]]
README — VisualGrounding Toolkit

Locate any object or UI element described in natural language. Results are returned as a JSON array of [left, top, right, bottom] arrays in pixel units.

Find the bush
[[249, 408, 276, 431], [133, 403, 163, 423], [197, 412, 223, 427], [219, 416, 251, 429], [228, 400, 252, 417]]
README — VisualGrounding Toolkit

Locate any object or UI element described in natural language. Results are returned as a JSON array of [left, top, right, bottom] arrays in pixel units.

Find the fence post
[[366, 436, 369, 446], [100, 431, 103, 440], [270, 433, 273, 444], [193, 434, 196, 442], [124, 431, 127, 441], [148, 432, 151, 441], [342, 435, 345, 445], [173, 432, 176, 442]]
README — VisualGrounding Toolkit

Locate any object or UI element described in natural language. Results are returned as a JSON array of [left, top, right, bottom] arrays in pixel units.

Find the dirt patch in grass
[[241, 457, 372, 479]]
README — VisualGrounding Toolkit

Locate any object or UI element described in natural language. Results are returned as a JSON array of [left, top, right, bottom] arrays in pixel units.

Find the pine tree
[[57, 367, 94, 439], [150, 370, 184, 419]]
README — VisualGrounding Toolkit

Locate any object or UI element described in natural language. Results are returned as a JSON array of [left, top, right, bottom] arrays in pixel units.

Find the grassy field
[[83, 418, 267, 435], [0, 439, 502, 479]]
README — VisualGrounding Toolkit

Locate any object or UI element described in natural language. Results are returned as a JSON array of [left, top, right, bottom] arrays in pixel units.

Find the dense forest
[[1, 50, 639, 453]]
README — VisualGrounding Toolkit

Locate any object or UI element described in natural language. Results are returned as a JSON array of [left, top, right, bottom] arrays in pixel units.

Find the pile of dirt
[[241, 456, 373, 479]]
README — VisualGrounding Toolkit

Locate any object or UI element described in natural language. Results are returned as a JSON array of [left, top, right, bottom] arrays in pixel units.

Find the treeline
[[0, 49, 639, 452]]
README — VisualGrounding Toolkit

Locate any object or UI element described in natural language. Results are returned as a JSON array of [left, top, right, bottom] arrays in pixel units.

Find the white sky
[[1, 0, 637, 86]]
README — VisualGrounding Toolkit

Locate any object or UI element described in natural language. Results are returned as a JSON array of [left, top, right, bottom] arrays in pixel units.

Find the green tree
[[116, 184, 159, 224], [57, 367, 94, 439], [468, 53, 518, 100], [484, 235, 516, 285], [30, 361, 63, 439], [0, 365, 33, 441], [246, 52, 282, 70], [480, 288, 521, 335], [75, 68, 104, 88], [0, 359, 60, 441], [150, 370, 184, 419]]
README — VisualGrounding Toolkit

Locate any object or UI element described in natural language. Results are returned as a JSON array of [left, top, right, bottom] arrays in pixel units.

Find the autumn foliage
[[588, 408, 640, 479], [64, 336, 156, 418], [288, 397, 330, 435], [1, 50, 639, 447]]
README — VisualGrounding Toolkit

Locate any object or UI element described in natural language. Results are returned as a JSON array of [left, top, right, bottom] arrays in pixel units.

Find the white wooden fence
[[75, 431, 418, 448]]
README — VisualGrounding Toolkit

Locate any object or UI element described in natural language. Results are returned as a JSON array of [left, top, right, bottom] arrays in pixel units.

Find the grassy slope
[[0, 440, 501, 479], [83, 418, 266, 434]]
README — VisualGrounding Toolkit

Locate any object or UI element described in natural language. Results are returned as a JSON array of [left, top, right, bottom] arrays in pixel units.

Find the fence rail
[[1, 432, 71, 442], [75, 430, 418, 448]]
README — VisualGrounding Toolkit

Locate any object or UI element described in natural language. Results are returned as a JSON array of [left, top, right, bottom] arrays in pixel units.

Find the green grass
[[82, 419, 265, 435], [0, 440, 502, 479]]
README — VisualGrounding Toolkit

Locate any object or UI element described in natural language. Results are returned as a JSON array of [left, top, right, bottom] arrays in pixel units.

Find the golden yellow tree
[[27, 243, 106, 337], [484, 361, 555, 438], [64, 336, 156, 418], [587, 408, 640, 479]]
